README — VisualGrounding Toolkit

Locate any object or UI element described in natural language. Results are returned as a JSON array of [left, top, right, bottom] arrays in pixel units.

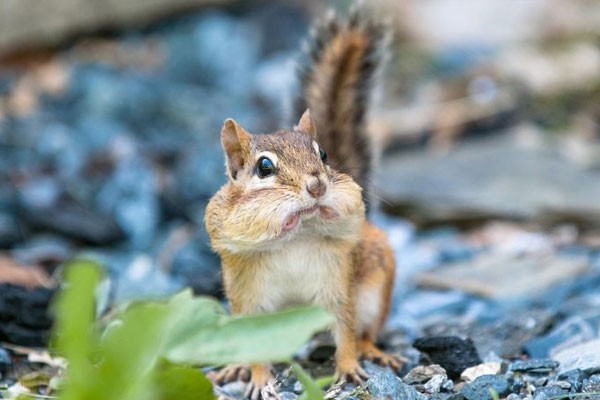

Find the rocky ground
[[1, 1, 600, 399]]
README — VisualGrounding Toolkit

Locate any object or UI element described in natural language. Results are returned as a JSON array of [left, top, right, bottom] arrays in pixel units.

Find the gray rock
[[0, 212, 22, 247], [534, 386, 567, 398], [558, 368, 586, 392], [170, 239, 221, 297], [96, 156, 159, 248], [366, 367, 426, 400], [216, 380, 246, 399], [509, 359, 559, 373], [554, 339, 600, 375], [278, 392, 298, 400], [582, 374, 600, 393], [460, 375, 510, 400], [0, 347, 11, 375], [404, 364, 447, 384], [547, 380, 571, 390], [377, 133, 600, 225], [428, 394, 452, 400], [424, 374, 449, 394], [526, 309, 600, 358], [11, 234, 73, 267]]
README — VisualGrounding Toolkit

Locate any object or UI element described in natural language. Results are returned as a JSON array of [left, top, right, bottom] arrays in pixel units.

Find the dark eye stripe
[[256, 156, 276, 178]]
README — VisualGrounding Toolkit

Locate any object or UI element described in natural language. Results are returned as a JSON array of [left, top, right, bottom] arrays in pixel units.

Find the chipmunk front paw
[[244, 365, 279, 400], [210, 364, 251, 385], [360, 341, 407, 374], [210, 363, 280, 400], [334, 362, 369, 386]]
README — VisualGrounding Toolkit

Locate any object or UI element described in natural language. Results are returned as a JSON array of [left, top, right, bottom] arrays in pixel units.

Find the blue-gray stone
[[582, 374, 600, 393], [525, 309, 600, 358], [0, 212, 22, 247], [460, 375, 510, 400], [558, 368, 586, 392], [509, 359, 559, 373], [96, 156, 159, 248], [171, 239, 221, 297], [366, 367, 426, 400], [534, 386, 567, 398], [0, 347, 11, 375]]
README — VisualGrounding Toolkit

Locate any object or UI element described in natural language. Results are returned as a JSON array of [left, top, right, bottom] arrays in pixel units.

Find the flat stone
[[377, 132, 600, 226], [526, 309, 600, 358], [509, 359, 559, 373], [23, 200, 125, 245], [547, 380, 571, 390], [461, 362, 503, 383], [554, 339, 600, 374], [414, 254, 588, 300], [0, 0, 234, 55], [414, 336, 482, 379], [460, 375, 510, 400]]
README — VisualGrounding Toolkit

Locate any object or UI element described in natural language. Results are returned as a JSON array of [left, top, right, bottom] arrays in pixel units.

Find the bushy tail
[[295, 9, 386, 204]]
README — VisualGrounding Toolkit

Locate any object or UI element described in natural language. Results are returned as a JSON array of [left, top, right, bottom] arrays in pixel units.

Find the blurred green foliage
[[52, 260, 333, 400]]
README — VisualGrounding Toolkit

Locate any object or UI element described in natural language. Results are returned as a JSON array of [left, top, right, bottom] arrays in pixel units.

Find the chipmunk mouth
[[281, 205, 339, 233]]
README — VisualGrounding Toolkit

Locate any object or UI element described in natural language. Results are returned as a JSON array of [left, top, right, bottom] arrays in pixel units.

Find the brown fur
[[205, 11, 399, 399], [295, 11, 386, 209]]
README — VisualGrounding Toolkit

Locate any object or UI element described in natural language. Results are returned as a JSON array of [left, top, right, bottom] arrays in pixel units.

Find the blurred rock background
[[1, 2, 600, 396]]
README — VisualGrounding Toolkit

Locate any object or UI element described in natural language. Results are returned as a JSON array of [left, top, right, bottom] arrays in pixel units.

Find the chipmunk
[[205, 10, 403, 400]]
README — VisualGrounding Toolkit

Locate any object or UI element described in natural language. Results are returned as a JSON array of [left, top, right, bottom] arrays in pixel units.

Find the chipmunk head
[[218, 109, 365, 252]]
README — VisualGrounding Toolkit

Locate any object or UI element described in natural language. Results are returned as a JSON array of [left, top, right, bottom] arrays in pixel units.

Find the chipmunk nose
[[306, 176, 327, 198]]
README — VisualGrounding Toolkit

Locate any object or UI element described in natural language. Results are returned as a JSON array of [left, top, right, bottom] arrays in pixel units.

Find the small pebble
[[404, 364, 447, 384], [461, 362, 502, 383], [424, 374, 448, 394], [547, 380, 571, 390]]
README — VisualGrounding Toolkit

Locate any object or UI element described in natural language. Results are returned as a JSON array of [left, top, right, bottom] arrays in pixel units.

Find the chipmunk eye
[[319, 147, 328, 163], [256, 156, 276, 178]]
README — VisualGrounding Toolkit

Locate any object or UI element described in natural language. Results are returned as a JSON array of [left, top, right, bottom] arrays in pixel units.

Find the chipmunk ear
[[295, 109, 317, 139], [221, 118, 252, 180]]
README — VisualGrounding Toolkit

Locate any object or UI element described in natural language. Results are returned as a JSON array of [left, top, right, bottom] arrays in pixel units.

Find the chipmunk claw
[[334, 364, 369, 386], [364, 352, 407, 374], [210, 364, 251, 385], [244, 378, 280, 400]]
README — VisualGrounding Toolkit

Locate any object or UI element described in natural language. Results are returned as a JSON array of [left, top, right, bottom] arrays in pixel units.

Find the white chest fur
[[248, 237, 348, 313]]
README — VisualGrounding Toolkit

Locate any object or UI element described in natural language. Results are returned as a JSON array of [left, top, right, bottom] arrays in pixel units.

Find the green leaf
[[292, 363, 325, 400], [154, 363, 214, 400], [52, 259, 101, 400], [165, 306, 334, 365], [94, 302, 173, 400]]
